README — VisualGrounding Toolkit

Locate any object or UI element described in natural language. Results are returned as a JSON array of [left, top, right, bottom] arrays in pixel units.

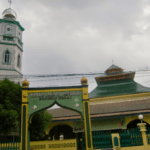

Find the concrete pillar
[[111, 133, 120, 150], [137, 123, 148, 150]]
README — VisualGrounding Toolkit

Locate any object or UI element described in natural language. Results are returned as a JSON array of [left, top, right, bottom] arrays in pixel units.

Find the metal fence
[[0, 136, 20, 150], [119, 127, 143, 147], [92, 130, 113, 149]]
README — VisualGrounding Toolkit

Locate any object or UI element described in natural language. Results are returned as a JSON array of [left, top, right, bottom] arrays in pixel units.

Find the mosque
[[1, 3, 150, 150], [46, 64, 150, 137], [0, 5, 24, 84]]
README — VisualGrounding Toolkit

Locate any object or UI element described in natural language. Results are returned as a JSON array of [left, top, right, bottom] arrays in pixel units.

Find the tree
[[29, 110, 53, 141], [0, 79, 53, 140], [0, 79, 21, 134]]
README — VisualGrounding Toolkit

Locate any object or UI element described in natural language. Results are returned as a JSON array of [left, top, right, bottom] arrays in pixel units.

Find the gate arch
[[49, 124, 75, 140], [20, 78, 93, 150], [127, 119, 150, 129]]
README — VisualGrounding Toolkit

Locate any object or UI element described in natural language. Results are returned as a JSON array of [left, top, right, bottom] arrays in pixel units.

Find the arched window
[[5, 50, 10, 63], [17, 54, 20, 67], [3, 49, 11, 65]]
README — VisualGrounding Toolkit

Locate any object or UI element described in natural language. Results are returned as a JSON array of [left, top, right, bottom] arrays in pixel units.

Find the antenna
[[8, 0, 12, 8], [112, 59, 114, 65]]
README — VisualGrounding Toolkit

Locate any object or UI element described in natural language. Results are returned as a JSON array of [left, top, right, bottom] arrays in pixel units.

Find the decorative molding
[[0, 35, 23, 44], [52, 109, 150, 121], [89, 92, 150, 105], [0, 19, 25, 31], [0, 42, 23, 52], [5, 24, 13, 36], [0, 68, 23, 76]]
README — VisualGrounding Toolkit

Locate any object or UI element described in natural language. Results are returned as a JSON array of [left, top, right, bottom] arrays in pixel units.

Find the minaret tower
[[0, 1, 25, 84]]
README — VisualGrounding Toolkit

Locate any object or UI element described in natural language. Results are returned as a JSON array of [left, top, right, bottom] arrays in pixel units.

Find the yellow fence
[[0, 142, 20, 149], [30, 139, 77, 150]]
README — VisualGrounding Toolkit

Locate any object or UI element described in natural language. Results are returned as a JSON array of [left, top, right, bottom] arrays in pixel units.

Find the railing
[[30, 139, 77, 150], [0, 142, 20, 150], [119, 127, 143, 147], [0, 136, 20, 150], [92, 130, 113, 149], [81, 128, 143, 149]]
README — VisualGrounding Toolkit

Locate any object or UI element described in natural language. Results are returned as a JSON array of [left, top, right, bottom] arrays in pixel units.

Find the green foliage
[[29, 110, 53, 141], [0, 79, 53, 139], [0, 79, 21, 134]]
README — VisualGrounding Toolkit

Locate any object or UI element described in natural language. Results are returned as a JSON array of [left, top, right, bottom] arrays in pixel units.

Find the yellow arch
[[126, 114, 150, 126], [45, 121, 73, 135]]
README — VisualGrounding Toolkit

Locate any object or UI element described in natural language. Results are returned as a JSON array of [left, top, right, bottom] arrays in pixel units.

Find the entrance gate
[[20, 77, 93, 150]]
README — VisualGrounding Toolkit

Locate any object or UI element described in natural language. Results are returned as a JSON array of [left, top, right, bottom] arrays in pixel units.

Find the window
[[3, 49, 11, 65], [3, 36, 14, 41], [17, 55, 20, 67], [5, 50, 10, 63]]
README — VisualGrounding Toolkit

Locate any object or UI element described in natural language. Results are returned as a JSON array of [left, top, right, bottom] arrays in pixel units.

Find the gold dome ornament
[[81, 76, 88, 85], [22, 79, 29, 87]]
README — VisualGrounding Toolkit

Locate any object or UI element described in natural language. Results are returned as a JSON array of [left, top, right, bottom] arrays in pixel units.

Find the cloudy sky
[[1, 0, 150, 91]]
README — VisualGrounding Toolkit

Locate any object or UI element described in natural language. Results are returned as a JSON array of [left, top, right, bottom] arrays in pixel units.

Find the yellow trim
[[82, 85, 93, 150], [22, 90, 28, 102], [27, 88, 82, 93], [90, 92, 150, 104], [26, 104, 28, 150], [20, 104, 29, 150], [83, 101, 88, 149], [29, 114, 34, 124], [83, 101, 93, 150], [21, 89, 29, 150], [21, 86, 90, 150], [111, 133, 120, 149], [82, 87, 88, 100], [119, 146, 150, 150], [30, 139, 77, 150], [126, 114, 150, 126], [45, 121, 73, 135]]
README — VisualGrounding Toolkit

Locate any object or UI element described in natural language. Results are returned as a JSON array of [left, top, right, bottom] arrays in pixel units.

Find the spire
[[8, 0, 12, 8]]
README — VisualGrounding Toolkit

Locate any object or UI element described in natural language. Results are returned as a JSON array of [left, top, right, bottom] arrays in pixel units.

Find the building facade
[[45, 64, 150, 149], [0, 7, 24, 84]]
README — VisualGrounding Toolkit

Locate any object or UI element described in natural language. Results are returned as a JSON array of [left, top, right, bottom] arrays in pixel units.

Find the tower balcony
[[0, 35, 23, 50]]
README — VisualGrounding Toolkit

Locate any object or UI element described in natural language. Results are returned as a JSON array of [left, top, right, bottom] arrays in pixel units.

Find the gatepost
[[21, 79, 29, 150], [20, 77, 93, 150], [81, 77, 93, 150]]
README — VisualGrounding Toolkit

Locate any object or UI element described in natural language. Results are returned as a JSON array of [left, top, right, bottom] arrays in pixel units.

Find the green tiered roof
[[106, 64, 122, 70], [89, 65, 150, 98]]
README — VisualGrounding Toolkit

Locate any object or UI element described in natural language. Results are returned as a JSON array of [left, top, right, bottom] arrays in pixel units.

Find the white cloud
[[1, 0, 150, 87]]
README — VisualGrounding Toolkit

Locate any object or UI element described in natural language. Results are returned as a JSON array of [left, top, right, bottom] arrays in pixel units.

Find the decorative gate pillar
[[81, 77, 93, 150], [137, 123, 148, 147], [20, 77, 93, 150], [20, 79, 30, 150]]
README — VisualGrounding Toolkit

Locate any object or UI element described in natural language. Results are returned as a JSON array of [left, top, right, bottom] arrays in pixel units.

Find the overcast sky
[[1, 0, 150, 90]]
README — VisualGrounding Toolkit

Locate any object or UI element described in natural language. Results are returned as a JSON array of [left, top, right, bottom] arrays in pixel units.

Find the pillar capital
[[22, 79, 29, 88], [137, 123, 147, 132], [81, 76, 88, 85]]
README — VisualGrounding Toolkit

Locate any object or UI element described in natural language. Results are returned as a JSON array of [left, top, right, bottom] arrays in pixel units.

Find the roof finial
[[8, 0, 12, 8], [112, 59, 114, 65]]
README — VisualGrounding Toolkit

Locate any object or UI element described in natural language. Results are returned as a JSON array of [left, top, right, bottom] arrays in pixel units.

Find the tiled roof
[[89, 78, 150, 98], [48, 108, 79, 118], [106, 64, 122, 70], [48, 98, 150, 119]]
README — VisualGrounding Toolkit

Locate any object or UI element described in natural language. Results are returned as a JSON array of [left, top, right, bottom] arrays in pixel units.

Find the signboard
[[28, 90, 84, 121]]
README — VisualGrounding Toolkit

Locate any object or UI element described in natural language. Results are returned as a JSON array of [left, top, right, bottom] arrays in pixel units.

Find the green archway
[[20, 78, 93, 150]]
